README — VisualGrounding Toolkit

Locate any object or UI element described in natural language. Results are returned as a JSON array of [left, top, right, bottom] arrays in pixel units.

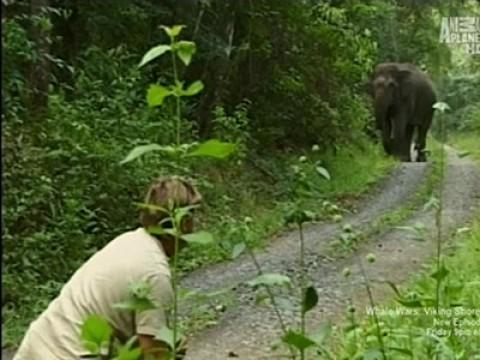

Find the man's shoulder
[[111, 228, 163, 252], [89, 228, 168, 270], [122, 228, 169, 264]]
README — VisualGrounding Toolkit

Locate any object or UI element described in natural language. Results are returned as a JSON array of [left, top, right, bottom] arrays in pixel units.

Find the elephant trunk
[[374, 97, 388, 132], [374, 95, 393, 141], [392, 109, 407, 141]]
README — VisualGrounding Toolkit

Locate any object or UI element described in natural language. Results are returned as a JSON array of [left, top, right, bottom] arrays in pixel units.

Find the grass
[[316, 144, 397, 199], [449, 132, 480, 162]]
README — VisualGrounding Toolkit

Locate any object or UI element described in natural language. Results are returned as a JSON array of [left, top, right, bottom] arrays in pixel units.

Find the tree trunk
[[29, 0, 50, 117]]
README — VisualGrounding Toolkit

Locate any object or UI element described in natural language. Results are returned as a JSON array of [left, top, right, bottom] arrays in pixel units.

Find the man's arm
[[138, 334, 169, 360]]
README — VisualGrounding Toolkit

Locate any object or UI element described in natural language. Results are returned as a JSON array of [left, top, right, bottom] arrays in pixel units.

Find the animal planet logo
[[439, 17, 480, 55]]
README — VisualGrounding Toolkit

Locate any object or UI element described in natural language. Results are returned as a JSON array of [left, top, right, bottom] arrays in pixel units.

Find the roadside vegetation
[[330, 211, 480, 359], [2, 0, 479, 358]]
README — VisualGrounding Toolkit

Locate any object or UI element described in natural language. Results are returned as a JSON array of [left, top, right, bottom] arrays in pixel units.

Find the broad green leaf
[[147, 84, 172, 107], [114, 336, 142, 360], [181, 231, 214, 245], [302, 286, 319, 314], [174, 204, 200, 225], [182, 80, 204, 96], [161, 25, 184, 38], [176, 41, 196, 66], [113, 297, 156, 311], [433, 101, 451, 113], [284, 208, 316, 225], [231, 243, 246, 259], [146, 226, 177, 238], [396, 298, 423, 308], [458, 151, 471, 158], [281, 331, 316, 351], [155, 326, 175, 350], [187, 139, 236, 159], [431, 264, 450, 282], [114, 281, 157, 312], [138, 45, 171, 68], [316, 166, 331, 180], [120, 144, 166, 164], [114, 347, 142, 360], [114, 297, 156, 312], [388, 347, 413, 356], [363, 348, 384, 360], [247, 273, 291, 288], [81, 315, 113, 354], [135, 202, 169, 214]]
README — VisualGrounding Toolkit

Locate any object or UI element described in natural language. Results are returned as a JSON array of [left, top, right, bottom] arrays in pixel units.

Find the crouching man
[[14, 176, 202, 360]]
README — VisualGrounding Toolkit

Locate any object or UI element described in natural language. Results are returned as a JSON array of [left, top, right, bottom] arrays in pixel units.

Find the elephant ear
[[363, 78, 374, 96]]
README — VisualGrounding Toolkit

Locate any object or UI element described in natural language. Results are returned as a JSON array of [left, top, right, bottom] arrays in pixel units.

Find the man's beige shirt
[[14, 227, 173, 360]]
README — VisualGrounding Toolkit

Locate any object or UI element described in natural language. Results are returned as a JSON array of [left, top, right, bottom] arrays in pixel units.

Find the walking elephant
[[369, 62, 437, 162]]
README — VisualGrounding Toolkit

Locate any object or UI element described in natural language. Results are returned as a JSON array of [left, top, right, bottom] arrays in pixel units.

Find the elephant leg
[[416, 125, 429, 162], [399, 124, 414, 162], [381, 115, 393, 155], [382, 138, 393, 155]]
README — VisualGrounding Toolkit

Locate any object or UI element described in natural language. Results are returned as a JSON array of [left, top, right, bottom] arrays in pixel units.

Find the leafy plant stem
[[172, 215, 180, 360], [245, 247, 296, 360], [299, 222, 306, 360], [171, 38, 182, 147], [356, 254, 387, 360], [434, 109, 446, 360], [348, 298, 358, 352]]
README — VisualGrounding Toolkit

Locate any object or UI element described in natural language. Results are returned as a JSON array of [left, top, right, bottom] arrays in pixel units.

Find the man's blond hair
[[140, 176, 202, 228]]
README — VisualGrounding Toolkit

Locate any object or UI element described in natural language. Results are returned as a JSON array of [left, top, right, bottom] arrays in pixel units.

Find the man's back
[[14, 227, 172, 360]]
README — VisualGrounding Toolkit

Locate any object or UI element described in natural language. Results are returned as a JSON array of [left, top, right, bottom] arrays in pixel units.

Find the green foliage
[[113, 282, 156, 312], [247, 274, 292, 288], [211, 101, 251, 160], [440, 72, 480, 132], [3, 0, 471, 353], [181, 231, 215, 245], [450, 134, 480, 162], [302, 286, 319, 315], [282, 331, 317, 352], [81, 315, 113, 355], [186, 139, 236, 159]]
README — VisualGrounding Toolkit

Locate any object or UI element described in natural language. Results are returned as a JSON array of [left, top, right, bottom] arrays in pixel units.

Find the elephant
[[368, 62, 437, 162]]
